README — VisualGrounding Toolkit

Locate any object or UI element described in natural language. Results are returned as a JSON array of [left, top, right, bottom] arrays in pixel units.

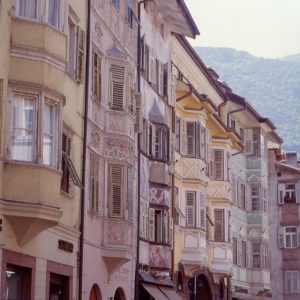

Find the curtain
[[18, 0, 37, 19], [11, 96, 35, 162]]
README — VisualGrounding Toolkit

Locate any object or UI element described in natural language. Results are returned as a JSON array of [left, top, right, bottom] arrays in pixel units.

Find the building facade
[[0, 0, 86, 299], [269, 151, 300, 300]]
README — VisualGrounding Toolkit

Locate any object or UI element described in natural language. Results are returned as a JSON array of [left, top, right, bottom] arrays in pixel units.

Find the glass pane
[[48, 0, 60, 27], [19, 0, 37, 19], [11, 97, 35, 162], [43, 104, 56, 166]]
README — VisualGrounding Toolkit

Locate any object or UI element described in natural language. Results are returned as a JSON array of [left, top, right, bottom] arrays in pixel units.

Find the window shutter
[[278, 183, 285, 204], [76, 27, 85, 83], [169, 216, 174, 248], [246, 184, 252, 212], [206, 129, 210, 163], [128, 71, 135, 115], [140, 201, 148, 239], [163, 63, 168, 98], [163, 210, 169, 244], [232, 175, 237, 205], [144, 44, 150, 80], [90, 155, 100, 212], [186, 191, 196, 227], [127, 168, 133, 220], [168, 74, 176, 107], [278, 227, 284, 249], [187, 122, 196, 157], [148, 207, 155, 242], [196, 122, 201, 158], [200, 125, 206, 160], [247, 242, 253, 268], [149, 48, 156, 85], [139, 36, 145, 71], [150, 123, 156, 157], [214, 209, 224, 241], [158, 62, 164, 96], [244, 128, 253, 155], [180, 119, 187, 155], [92, 51, 102, 102], [110, 63, 125, 111], [297, 226, 300, 247], [295, 182, 300, 204], [109, 164, 123, 217], [214, 150, 224, 180], [237, 239, 242, 266], [135, 92, 143, 132], [199, 192, 206, 230]]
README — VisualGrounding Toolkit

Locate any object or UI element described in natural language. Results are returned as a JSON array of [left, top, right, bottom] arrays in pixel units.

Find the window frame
[[214, 209, 225, 242], [285, 227, 297, 249]]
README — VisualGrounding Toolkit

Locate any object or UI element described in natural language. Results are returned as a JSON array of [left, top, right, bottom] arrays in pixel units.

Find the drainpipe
[[79, 0, 91, 299], [226, 106, 246, 129], [176, 85, 193, 102]]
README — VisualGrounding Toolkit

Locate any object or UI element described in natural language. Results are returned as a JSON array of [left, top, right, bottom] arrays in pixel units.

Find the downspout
[[79, 0, 91, 299], [176, 84, 193, 102], [226, 106, 246, 129]]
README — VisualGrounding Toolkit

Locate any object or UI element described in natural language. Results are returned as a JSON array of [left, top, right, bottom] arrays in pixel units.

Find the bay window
[[48, 0, 61, 28], [9, 87, 61, 168], [18, 0, 37, 19]]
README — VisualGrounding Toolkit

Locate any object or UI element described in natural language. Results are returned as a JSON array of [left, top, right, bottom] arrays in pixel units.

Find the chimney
[[285, 152, 298, 167]]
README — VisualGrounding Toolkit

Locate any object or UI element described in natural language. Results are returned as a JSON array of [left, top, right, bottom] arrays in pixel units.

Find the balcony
[[180, 157, 208, 185], [210, 241, 233, 275], [180, 228, 208, 274], [2, 163, 62, 246], [102, 218, 134, 276], [208, 180, 231, 203], [10, 18, 67, 92], [149, 244, 172, 269]]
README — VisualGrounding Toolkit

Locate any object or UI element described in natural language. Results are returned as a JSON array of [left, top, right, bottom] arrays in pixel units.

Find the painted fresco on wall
[[149, 245, 171, 268], [149, 186, 169, 206]]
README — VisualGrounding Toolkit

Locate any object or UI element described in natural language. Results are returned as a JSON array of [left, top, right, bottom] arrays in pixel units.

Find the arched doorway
[[188, 274, 212, 300], [113, 287, 126, 300], [89, 284, 102, 300]]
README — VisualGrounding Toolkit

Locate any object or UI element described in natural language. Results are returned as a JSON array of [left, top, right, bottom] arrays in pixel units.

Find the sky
[[185, 0, 300, 59]]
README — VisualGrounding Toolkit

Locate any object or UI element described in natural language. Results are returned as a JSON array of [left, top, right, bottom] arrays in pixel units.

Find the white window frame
[[285, 271, 300, 294], [8, 85, 61, 169], [285, 227, 297, 249]]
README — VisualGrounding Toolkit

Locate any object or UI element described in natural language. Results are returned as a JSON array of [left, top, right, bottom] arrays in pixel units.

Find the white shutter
[[110, 63, 125, 111], [149, 48, 156, 85], [295, 182, 300, 204], [199, 192, 206, 230], [89, 154, 100, 212], [232, 175, 237, 205], [168, 74, 176, 107], [158, 62, 164, 96], [214, 209, 224, 241], [278, 227, 284, 249], [278, 183, 285, 204], [247, 241, 253, 268], [186, 191, 196, 227], [127, 168, 133, 220], [148, 208, 155, 242], [186, 122, 196, 157], [140, 201, 148, 239], [109, 164, 123, 217], [214, 150, 224, 181], [246, 184, 252, 211], [76, 27, 85, 83], [169, 216, 174, 248], [205, 129, 210, 163], [180, 120, 187, 155], [135, 92, 143, 132], [128, 70, 135, 115], [200, 125, 206, 160], [237, 239, 242, 266], [244, 128, 253, 155], [92, 51, 102, 102]]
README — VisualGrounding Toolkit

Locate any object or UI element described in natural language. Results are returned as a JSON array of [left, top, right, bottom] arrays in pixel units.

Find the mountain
[[194, 47, 300, 153]]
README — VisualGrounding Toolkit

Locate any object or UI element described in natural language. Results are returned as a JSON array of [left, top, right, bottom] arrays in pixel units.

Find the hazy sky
[[185, 0, 300, 58]]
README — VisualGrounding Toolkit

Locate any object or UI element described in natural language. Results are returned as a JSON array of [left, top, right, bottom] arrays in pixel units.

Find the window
[[244, 128, 261, 156], [242, 240, 247, 268], [126, 0, 133, 28], [185, 191, 206, 229], [251, 185, 260, 211], [285, 271, 300, 294], [278, 183, 300, 204], [112, 0, 120, 11], [214, 209, 225, 242], [140, 201, 148, 239], [6, 264, 32, 300], [18, 0, 37, 19], [252, 243, 261, 268], [92, 50, 102, 103], [186, 191, 196, 227], [285, 227, 297, 248], [149, 123, 169, 161], [149, 207, 169, 244], [252, 128, 260, 156], [239, 182, 246, 210], [48, 0, 61, 28], [233, 237, 237, 265], [285, 184, 296, 203], [175, 115, 180, 152], [239, 128, 244, 143], [49, 273, 70, 299], [210, 150, 224, 181], [108, 164, 123, 218], [262, 244, 268, 269], [89, 154, 100, 213], [186, 121, 196, 157], [10, 91, 59, 167], [262, 187, 267, 212]]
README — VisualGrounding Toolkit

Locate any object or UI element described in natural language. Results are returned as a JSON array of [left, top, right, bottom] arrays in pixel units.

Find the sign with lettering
[[58, 240, 74, 253]]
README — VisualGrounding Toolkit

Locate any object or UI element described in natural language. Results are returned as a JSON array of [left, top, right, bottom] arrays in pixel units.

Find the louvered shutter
[[110, 63, 125, 111], [92, 51, 102, 102], [150, 123, 156, 157], [139, 36, 145, 71], [278, 227, 284, 249], [127, 168, 133, 220], [297, 226, 300, 247], [180, 119, 187, 155], [205, 129, 210, 163], [135, 92, 143, 132], [187, 122, 196, 157], [196, 122, 201, 158], [237, 239, 242, 266], [232, 175, 237, 205], [169, 216, 174, 248], [158, 62, 164, 96], [128, 70, 135, 114], [214, 209, 224, 241], [109, 164, 123, 217], [140, 201, 148, 239], [76, 27, 85, 83], [214, 149, 224, 180], [209, 150, 214, 179], [199, 192, 206, 230], [163, 63, 168, 98], [186, 191, 196, 227], [149, 207, 155, 242], [144, 44, 150, 80], [163, 210, 169, 244], [90, 155, 100, 212], [247, 242, 253, 268], [278, 183, 285, 204], [295, 182, 300, 204], [169, 74, 176, 107], [149, 48, 156, 84], [200, 125, 206, 160], [246, 184, 252, 212], [244, 128, 253, 155]]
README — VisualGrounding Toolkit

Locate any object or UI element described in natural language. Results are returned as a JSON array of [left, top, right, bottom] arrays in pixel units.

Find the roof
[[275, 161, 300, 174]]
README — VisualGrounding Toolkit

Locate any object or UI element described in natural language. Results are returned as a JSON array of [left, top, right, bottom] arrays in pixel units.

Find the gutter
[[79, 0, 91, 299]]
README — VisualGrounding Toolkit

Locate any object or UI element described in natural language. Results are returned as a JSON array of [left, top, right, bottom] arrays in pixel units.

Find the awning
[[159, 287, 182, 300], [142, 283, 169, 300]]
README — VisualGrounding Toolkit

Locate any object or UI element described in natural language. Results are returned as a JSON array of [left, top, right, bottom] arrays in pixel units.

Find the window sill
[[4, 160, 61, 174]]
